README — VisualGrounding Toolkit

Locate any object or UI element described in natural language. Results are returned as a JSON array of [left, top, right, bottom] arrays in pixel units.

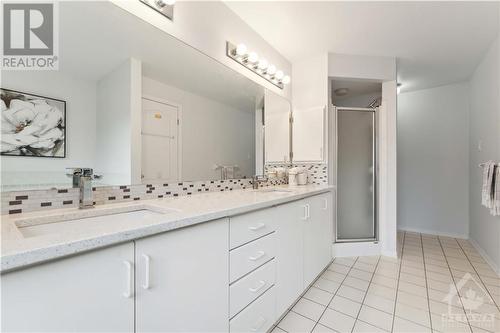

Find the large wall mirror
[[0, 1, 271, 191], [264, 91, 291, 164]]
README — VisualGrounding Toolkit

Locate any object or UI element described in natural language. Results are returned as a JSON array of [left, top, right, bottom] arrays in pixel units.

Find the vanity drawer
[[230, 233, 276, 283], [230, 259, 276, 318], [230, 287, 276, 333], [230, 208, 277, 249]]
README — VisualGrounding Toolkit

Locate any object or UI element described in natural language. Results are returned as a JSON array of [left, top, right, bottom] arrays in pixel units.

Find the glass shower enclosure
[[335, 107, 377, 242]]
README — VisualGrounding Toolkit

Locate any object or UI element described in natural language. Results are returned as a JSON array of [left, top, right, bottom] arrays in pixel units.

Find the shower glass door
[[336, 108, 376, 242]]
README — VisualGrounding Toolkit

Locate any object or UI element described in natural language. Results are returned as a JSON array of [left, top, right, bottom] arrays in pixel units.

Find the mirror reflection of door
[[141, 98, 179, 183]]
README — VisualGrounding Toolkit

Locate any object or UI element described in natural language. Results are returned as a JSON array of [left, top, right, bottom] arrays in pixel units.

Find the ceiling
[[225, 1, 499, 93], [331, 79, 381, 102], [57, 1, 263, 111]]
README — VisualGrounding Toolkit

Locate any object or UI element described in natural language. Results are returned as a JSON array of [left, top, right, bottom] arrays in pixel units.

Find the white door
[[141, 98, 179, 183], [292, 106, 325, 162], [275, 200, 305, 314], [135, 219, 229, 332], [1, 243, 135, 332], [304, 193, 333, 286]]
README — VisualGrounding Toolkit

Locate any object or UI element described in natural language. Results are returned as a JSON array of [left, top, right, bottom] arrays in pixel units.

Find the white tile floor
[[271, 232, 500, 333]]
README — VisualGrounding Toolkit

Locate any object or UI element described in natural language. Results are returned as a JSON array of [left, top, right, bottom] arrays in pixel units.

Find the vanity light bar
[[226, 42, 290, 89]]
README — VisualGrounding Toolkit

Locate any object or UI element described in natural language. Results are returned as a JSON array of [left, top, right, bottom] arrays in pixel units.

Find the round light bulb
[[236, 43, 247, 56], [267, 64, 276, 75], [248, 52, 259, 64], [258, 58, 268, 70], [275, 70, 284, 80], [282, 75, 291, 85]]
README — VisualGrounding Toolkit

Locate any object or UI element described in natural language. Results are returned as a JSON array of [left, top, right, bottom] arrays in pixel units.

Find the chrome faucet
[[252, 175, 268, 189], [66, 168, 100, 209]]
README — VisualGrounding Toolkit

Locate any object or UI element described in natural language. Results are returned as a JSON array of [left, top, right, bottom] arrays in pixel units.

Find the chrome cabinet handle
[[248, 251, 265, 261], [248, 223, 266, 231], [142, 254, 151, 290], [249, 280, 267, 293], [323, 198, 328, 210], [306, 204, 311, 219], [250, 316, 267, 332], [123, 260, 133, 298]]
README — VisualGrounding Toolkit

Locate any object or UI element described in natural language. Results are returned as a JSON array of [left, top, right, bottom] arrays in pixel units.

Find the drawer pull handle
[[248, 251, 266, 261], [123, 260, 133, 298], [251, 316, 267, 332], [249, 280, 267, 293], [248, 223, 266, 231]]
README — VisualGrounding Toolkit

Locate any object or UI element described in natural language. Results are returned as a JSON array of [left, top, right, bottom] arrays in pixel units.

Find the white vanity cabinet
[[1, 243, 135, 332], [1, 190, 333, 333], [303, 193, 333, 286], [135, 218, 229, 333], [275, 192, 333, 314], [275, 199, 306, 315]]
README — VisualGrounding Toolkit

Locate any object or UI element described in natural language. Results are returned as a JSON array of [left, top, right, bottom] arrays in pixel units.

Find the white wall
[[293, 54, 329, 111], [1, 71, 96, 188], [96, 58, 142, 185], [111, 0, 291, 101], [334, 92, 381, 108], [398, 83, 470, 238], [328, 54, 396, 82], [142, 77, 255, 181], [468, 36, 500, 273], [327, 53, 398, 257]]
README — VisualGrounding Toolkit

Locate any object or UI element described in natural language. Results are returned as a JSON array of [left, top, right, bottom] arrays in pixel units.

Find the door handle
[[249, 280, 267, 293], [248, 251, 266, 261], [323, 198, 328, 210], [306, 204, 311, 219], [123, 260, 133, 298], [142, 254, 151, 290], [302, 205, 308, 220], [248, 223, 266, 231]]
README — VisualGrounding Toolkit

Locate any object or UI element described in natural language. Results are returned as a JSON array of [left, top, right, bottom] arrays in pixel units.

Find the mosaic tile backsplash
[[1, 163, 327, 215], [265, 163, 328, 185]]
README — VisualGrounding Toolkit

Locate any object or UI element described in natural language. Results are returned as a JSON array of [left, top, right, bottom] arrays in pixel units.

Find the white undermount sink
[[14, 204, 178, 238]]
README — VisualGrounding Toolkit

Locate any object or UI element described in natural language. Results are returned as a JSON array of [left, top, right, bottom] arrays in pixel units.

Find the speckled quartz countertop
[[1, 185, 333, 273]]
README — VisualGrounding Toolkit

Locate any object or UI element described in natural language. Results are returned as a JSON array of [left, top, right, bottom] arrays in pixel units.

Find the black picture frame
[[1, 88, 66, 158]]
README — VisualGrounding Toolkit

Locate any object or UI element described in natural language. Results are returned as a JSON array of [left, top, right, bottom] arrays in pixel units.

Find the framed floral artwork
[[1, 88, 66, 158]]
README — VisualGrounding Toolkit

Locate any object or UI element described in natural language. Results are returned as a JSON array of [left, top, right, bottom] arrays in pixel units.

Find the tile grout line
[[394, 234, 436, 330], [437, 236, 474, 331], [420, 233, 435, 332], [390, 231, 406, 333], [310, 257, 360, 333], [455, 239, 500, 313], [351, 255, 382, 332]]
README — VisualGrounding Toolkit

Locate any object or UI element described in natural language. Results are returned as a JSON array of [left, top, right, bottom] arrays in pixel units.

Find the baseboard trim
[[398, 226, 468, 240], [381, 249, 398, 258], [468, 237, 500, 277], [333, 241, 381, 257]]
